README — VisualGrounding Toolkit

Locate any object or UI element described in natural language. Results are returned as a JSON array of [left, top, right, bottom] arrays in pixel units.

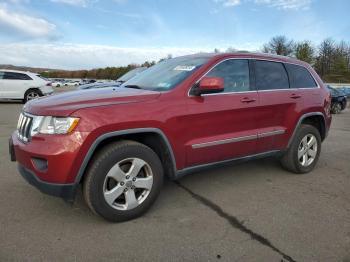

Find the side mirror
[[193, 77, 224, 96]]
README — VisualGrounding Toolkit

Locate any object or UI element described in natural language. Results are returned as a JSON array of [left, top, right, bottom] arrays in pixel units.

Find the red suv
[[9, 53, 332, 221]]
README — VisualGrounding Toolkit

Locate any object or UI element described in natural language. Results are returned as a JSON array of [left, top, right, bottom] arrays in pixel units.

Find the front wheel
[[83, 140, 163, 222], [280, 124, 321, 174]]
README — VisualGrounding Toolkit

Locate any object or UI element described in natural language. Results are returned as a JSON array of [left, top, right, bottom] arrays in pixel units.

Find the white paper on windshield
[[173, 65, 196, 71], [158, 82, 171, 88]]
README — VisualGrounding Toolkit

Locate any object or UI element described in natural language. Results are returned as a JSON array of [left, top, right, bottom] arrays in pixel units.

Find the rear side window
[[3, 72, 32, 80], [206, 59, 250, 92], [255, 60, 289, 90], [285, 64, 317, 88]]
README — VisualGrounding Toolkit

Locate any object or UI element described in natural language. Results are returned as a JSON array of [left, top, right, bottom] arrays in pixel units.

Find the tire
[[331, 102, 342, 114], [24, 89, 41, 103], [83, 140, 164, 222], [280, 124, 321, 174]]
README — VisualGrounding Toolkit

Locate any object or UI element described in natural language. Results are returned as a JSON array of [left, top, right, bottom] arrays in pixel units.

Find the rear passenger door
[[254, 60, 303, 152]]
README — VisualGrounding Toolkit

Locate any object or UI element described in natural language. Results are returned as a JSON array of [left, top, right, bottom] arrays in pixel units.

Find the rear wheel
[[83, 140, 163, 222], [24, 89, 41, 103], [280, 124, 321, 174]]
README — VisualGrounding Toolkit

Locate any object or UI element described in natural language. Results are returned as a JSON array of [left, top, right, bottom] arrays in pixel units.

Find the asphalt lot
[[0, 97, 349, 261]]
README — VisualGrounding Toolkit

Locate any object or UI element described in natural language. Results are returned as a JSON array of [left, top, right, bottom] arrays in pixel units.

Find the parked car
[[327, 86, 347, 114], [81, 79, 96, 85], [50, 79, 64, 87], [0, 70, 53, 102], [79, 82, 119, 90], [115, 67, 147, 86], [338, 87, 350, 98], [9, 53, 332, 222], [63, 80, 81, 86]]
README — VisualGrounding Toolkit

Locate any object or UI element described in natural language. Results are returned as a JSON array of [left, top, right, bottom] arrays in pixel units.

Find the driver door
[[183, 59, 259, 167]]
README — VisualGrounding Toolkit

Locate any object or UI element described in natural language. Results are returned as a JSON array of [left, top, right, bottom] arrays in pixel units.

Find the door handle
[[290, 94, 301, 99], [241, 97, 256, 103]]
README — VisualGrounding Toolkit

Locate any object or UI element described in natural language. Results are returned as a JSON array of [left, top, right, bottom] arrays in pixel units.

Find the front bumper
[[17, 164, 77, 201], [9, 130, 88, 200]]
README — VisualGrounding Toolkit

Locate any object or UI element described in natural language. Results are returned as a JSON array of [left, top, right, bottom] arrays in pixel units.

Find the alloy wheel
[[26, 92, 40, 101], [103, 158, 153, 210], [297, 134, 318, 167], [334, 103, 341, 114]]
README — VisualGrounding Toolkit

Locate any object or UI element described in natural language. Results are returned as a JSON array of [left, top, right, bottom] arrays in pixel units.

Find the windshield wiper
[[123, 85, 143, 89]]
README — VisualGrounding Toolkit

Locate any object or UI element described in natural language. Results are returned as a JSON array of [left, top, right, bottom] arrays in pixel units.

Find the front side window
[[206, 59, 250, 92], [255, 60, 289, 90], [0, 72, 4, 79], [123, 56, 210, 91], [285, 64, 317, 88], [4, 72, 32, 80]]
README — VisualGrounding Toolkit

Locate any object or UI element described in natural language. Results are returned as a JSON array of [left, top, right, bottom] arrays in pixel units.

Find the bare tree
[[315, 38, 335, 77], [262, 36, 294, 56], [332, 41, 349, 76]]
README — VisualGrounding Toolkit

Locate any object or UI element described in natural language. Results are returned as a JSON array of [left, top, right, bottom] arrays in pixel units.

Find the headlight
[[31, 116, 79, 135]]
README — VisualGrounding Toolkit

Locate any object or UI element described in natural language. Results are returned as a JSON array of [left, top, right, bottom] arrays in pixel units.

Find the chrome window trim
[[200, 90, 257, 96], [187, 57, 320, 97], [191, 129, 285, 149]]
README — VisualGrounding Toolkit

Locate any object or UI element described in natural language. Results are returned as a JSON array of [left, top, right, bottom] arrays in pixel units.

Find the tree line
[[40, 56, 175, 80], [41, 61, 157, 80], [261, 36, 350, 83]]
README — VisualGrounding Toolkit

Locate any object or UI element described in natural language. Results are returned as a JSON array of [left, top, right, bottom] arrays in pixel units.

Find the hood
[[24, 87, 161, 116]]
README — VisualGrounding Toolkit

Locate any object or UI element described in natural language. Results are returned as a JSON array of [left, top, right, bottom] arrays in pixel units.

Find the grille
[[17, 113, 33, 142]]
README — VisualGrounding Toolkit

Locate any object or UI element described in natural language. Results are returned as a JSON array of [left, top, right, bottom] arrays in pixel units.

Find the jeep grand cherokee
[[9, 53, 332, 222]]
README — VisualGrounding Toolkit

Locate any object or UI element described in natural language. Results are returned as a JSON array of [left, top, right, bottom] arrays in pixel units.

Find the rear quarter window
[[285, 64, 317, 88]]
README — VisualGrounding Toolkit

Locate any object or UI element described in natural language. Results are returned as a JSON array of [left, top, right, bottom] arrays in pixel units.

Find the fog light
[[31, 157, 48, 172]]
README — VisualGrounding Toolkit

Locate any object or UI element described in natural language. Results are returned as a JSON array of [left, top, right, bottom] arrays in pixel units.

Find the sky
[[0, 0, 349, 69]]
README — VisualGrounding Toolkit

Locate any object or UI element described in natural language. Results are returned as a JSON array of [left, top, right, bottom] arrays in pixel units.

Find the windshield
[[122, 56, 210, 91], [117, 67, 147, 82]]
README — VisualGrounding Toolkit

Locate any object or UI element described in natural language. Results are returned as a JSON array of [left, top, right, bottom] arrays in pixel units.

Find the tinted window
[[3, 72, 32, 80], [206, 59, 250, 92], [255, 61, 289, 90], [285, 64, 317, 88], [0, 72, 4, 79]]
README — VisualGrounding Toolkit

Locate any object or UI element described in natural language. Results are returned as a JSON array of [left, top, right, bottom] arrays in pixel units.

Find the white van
[[0, 70, 54, 103]]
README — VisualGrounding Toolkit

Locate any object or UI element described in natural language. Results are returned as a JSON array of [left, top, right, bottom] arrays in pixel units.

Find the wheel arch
[[75, 128, 177, 185], [288, 112, 326, 148]]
